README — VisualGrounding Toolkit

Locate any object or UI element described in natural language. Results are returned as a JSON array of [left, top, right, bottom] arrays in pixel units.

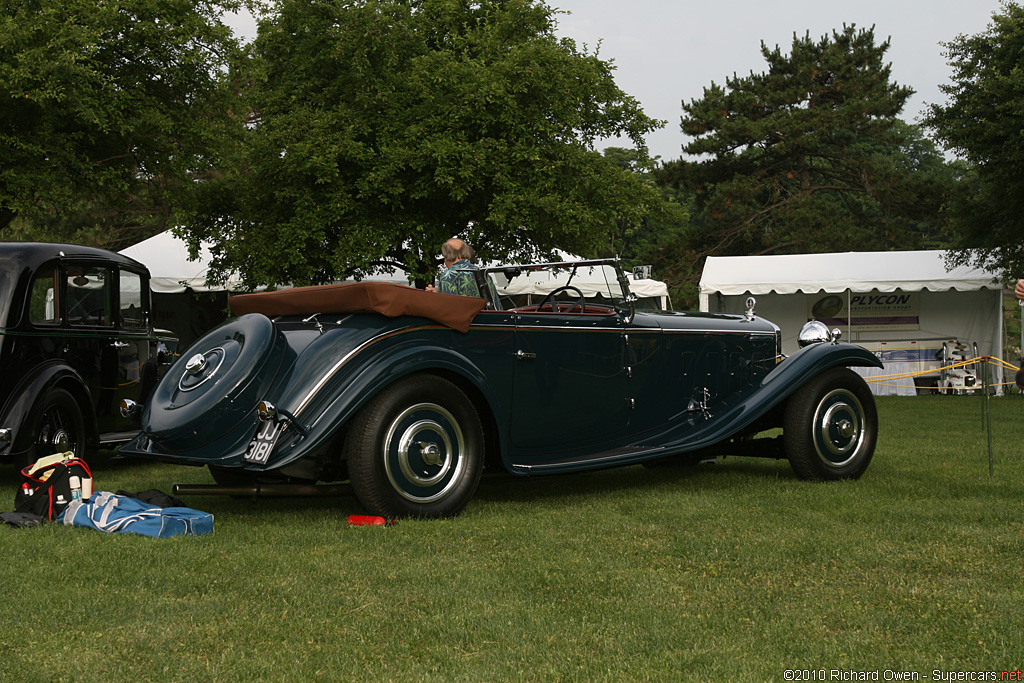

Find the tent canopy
[[119, 230, 242, 294], [699, 250, 1001, 300], [697, 250, 1006, 394]]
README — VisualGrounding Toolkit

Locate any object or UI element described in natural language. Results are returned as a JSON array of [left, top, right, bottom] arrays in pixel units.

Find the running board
[[99, 430, 139, 445], [510, 445, 666, 474]]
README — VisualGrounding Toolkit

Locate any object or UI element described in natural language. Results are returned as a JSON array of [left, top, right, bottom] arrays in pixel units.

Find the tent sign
[[808, 291, 920, 332]]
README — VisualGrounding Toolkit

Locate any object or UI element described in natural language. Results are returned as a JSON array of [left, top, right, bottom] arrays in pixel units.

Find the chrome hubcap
[[384, 403, 465, 503], [814, 389, 865, 467], [185, 353, 207, 375], [419, 442, 442, 466], [52, 428, 70, 452]]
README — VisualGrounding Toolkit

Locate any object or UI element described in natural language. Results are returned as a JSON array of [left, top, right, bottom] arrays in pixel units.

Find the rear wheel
[[346, 374, 484, 518], [24, 388, 85, 469], [784, 367, 877, 481]]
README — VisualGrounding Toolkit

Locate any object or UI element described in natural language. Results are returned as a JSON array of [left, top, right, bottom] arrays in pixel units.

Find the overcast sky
[[226, 0, 1007, 160]]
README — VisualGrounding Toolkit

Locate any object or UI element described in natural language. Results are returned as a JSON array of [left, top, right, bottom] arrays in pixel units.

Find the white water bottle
[[69, 476, 82, 502]]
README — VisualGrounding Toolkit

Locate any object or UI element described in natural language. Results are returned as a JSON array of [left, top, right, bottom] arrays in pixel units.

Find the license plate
[[244, 420, 283, 465]]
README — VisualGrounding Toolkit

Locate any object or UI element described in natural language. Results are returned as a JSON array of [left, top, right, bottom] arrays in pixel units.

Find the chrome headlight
[[798, 320, 832, 347], [119, 399, 139, 418]]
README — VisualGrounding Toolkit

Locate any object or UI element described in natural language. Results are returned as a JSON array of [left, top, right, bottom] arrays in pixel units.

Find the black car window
[[29, 265, 61, 325], [119, 270, 146, 329], [67, 266, 111, 327]]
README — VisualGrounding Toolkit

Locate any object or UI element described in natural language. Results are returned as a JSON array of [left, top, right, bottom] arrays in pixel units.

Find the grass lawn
[[2, 395, 1022, 682]]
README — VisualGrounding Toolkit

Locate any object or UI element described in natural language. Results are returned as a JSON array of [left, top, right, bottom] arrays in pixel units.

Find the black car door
[[509, 305, 629, 450]]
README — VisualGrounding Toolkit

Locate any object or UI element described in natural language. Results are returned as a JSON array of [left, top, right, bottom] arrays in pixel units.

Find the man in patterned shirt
[[428, 238, 480, 297]]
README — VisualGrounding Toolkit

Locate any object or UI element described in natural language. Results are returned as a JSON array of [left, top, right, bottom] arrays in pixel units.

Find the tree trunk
[[0, 207, 16, 234]]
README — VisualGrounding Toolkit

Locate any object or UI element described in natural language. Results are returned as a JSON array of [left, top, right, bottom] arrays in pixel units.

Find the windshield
[[482, 259, 631, 311]]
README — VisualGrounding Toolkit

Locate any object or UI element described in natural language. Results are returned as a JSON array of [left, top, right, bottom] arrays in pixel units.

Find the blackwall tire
[[345, 374, 484, 518], [784, 367, 877, 481], [25, 388, 85, 468]]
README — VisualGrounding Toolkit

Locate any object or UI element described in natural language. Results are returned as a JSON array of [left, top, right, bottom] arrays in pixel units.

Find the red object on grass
[[347, 514, 389, 526]]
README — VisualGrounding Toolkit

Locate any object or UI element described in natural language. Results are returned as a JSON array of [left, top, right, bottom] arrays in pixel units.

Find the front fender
[[762, 341, 882, 393], [261, 341, 508, 471], [651, 341, 881, 456]]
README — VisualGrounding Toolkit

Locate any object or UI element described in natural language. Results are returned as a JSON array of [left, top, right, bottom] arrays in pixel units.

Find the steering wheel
[[536, 285, 586, 314]]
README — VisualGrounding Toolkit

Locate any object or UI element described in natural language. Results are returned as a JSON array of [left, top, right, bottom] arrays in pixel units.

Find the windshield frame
[[474, 258, 636, 317]]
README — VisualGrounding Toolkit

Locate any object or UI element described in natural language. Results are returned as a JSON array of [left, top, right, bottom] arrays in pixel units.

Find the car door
[[509, 305, 629, 450], [63, 264, 152, 440]]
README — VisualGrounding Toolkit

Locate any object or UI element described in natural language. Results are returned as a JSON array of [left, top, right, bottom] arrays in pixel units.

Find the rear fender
[[2, 363, 97, 456], [263, 343, 507, 471]]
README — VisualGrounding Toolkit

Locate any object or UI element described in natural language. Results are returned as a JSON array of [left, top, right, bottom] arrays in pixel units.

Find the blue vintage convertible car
[[120, 258, 881, 517]]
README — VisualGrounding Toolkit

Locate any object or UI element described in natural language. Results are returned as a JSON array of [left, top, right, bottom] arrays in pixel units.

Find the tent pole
[[985, 360, 993, 477], [847, 289, 852, 339]]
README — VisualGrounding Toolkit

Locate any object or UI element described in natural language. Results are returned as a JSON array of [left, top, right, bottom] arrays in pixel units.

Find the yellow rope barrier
[[860, 355, 1020, 385]]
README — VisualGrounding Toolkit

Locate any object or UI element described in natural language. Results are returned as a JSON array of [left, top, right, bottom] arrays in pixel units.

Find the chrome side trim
[[511, 445, 667, 473]]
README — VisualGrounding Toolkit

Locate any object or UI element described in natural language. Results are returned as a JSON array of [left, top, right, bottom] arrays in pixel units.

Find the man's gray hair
[[442, 239, 475, 263]]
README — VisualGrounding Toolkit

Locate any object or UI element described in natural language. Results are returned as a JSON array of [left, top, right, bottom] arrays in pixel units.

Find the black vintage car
[[0, 243, 177, 467], [120, 258, 882, 518]]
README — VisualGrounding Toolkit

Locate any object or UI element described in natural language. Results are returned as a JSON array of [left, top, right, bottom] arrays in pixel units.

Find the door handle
[[111, 341, 130, 349], [515, 350, 536, 361]]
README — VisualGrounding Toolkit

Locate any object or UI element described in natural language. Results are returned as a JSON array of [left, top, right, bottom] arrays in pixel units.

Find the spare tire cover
[[143, 314, 281, 448]]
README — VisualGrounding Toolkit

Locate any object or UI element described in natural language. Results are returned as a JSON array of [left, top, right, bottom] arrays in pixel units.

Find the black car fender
[[2, 361, 97, 455], [648, 341, 882, 457], [264, 341, 508, 471], [761, 341, 882, 395]]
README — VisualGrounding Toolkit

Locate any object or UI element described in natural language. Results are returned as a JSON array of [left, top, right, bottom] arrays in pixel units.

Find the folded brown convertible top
[[228, 282, 486, 333]]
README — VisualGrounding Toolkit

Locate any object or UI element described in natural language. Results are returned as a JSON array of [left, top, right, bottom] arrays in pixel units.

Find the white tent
[[119, 230, 245, 293], [699, 251, 1006, 393]]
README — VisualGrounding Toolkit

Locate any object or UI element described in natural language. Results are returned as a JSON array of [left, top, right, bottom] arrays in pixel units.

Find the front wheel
[[784, 367, 877, 481], [345, 374, 484, 518]]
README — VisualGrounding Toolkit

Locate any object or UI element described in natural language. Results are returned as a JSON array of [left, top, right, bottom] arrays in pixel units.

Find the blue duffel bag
[[57, 491, 214, 538]]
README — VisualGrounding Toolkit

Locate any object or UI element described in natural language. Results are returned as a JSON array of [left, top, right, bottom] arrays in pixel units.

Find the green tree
[[594, 148, 697, 307], [925, 1, 1024, 276], [182, 0, 664, 289], [0, 0, 248, 248], [679, 25, 936, 258]]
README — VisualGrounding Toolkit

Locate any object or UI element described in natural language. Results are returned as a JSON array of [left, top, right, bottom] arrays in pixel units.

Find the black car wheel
[[25, 388, 85, 468], [783, 367, 877, 481], [345, 374, 484, 518]]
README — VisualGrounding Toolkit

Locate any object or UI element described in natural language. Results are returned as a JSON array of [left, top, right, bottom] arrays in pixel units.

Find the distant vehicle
[[120, 258, 882, 518], [858, 339, 982, 394], [0, 243, 178, 467], [936, 341, 981, 394]]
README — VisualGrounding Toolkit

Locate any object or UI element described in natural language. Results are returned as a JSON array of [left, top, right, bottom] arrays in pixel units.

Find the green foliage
[[182, 0, 664, 289], [3, 396, 1023, 680], [926, 2, 1024, 277], [678, 26, 954, 260], [0, 0, 248, 246], [600, 150, 700, 308]]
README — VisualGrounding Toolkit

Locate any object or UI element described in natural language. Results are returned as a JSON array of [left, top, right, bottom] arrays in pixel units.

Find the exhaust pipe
[[172, 482, 353, 498]]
